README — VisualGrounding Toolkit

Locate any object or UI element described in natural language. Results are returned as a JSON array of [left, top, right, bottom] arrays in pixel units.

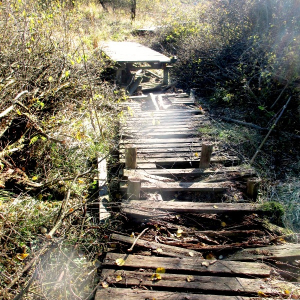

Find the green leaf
[[29, 136, 39, 145]]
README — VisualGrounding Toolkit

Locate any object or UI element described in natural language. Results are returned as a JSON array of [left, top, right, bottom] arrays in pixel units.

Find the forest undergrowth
[[0, 0, 300, 299]]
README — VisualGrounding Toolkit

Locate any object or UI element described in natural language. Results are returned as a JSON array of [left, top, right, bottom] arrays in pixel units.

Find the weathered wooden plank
[[110, 233, 202, 258], [228, 244, 300, 261], [122, 124, 201, 131], [101, 269, 281, 296], [123, 166, 255, 178], [95, 288, 262, 300], [100, 42, 170, 63], [120, 152, 212, 159], [120, 155, 239, 164], [122, 201, 262, 214], [122, 128, 198, 134], [119, 146, 204, 152], [120, 137, 201, 144], [103, 253, 272, 277], [120, 181, 230, 192]]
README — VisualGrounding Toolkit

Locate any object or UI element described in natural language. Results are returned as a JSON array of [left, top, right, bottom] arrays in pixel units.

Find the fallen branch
[[250, 96, 292, 164], [215, 116, 268, 131], [127, 227, 149, 252]]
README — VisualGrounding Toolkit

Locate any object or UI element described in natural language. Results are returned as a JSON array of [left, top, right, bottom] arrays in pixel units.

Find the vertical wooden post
[[199, 143, 213, 169], [127, 178, 141, 199], [247, 178, 261, 201], [125, 146, 137, 169], [163, 64, 169, 85]]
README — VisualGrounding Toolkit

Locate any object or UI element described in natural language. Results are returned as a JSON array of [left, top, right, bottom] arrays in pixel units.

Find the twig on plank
[[128, 227, 149, 252]]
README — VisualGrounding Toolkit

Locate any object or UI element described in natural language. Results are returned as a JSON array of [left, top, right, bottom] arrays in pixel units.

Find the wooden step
[[100, 269, 283, 296], [227, 243, 300, 261], [120, 181, 230, 192], [122, 201, 262, 214], [110, 233, 202, 258], [102, 253, 272, 277], [123, 166, 255, 178], [95, 288, 263, 300]]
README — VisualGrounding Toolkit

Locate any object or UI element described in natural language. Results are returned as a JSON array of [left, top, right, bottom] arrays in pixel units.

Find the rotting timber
[[95, 91, 300, 300]]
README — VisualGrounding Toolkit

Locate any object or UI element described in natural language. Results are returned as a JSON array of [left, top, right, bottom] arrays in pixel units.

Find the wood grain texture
[[122, 201, 262, 214], [103, 253, 272, 277], [95, 288, 262, 300], [101, 269, 281, 296], [100, 42, 170, 63]]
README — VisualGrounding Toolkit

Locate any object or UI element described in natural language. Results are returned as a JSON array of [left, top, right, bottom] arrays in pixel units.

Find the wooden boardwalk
[[96, 92, 300, 299]]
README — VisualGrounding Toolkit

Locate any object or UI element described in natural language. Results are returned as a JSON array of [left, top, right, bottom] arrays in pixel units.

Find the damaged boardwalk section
[[96, 92, 300, 299]]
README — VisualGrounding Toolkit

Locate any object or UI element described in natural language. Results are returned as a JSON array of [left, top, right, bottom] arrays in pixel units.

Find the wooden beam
[[95, 288, 261, 300], [122, 201, 262, 214], [199, 143, 213, 168], [120, 181, 230, 192], [227, 244, 300, 261], [101, 269, 281, 296], [127, 178, 141, 200], [103, 253, 272, 277], [123, 166, 255, 178], [125, 147, 137, 169]]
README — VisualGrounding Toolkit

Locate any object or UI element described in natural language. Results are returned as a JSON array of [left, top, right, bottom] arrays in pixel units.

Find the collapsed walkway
[[95, 92, 300, 299]]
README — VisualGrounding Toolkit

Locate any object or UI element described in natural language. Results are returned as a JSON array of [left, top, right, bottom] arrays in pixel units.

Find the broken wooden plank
[[122, 201, 262, 214], [103, 253, 272, 277], [228, 243, 300, 261], [123, 166, 255, 178], [110, 233, 202, 258], [120, 181, 230, 192], [101, 269, 282, 296], [95, 288, 262, 300]]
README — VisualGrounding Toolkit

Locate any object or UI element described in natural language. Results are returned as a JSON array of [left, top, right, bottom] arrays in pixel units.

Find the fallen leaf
[[156, 267, 166, 274], [176, 228, 183, 237], [257, 290, 267, 297], [115, 275, 123, 282], [186, 275, 194, 282], [221, 221, 227, 227], [188, 252, 194, 257], [101, 281, 109, 288], [32, 176, 38, 181], [213, 205, 218, 209], [206, 253, 215, 260], [115, 258, 125, 266], [156, 248, 163, 253], [151, 273, 162, 281], [194, 152, 199, 157], [16, 253, 29, 261]]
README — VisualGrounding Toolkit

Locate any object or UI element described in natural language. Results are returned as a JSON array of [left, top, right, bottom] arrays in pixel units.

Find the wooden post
[[125, 147, 137, 169], [163, 64, 169, 85], [199, 143, 213, 168], [127, 178, 141, 199], [247, 178, 261, 201]]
